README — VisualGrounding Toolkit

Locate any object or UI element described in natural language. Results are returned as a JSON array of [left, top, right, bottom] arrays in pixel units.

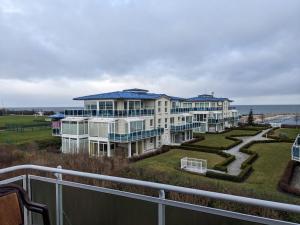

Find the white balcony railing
[[1, 165, 300, 225]]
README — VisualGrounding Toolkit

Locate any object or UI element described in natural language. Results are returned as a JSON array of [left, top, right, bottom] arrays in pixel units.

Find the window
[[172, 101, 176, 108], [130, 121, 144, 132], [150, 119, 153, 126], [158, 101, 161, 106], [170, 117, 174, 124], [158, 119, 161, 124], [182, 117, 185, 122], [150, 138, 154, 143], [99, 101, 113, 110], [165, 123, 168, 129], [165, 101, 168, 107], [158, 108, 161, 113], [165, 107, 168, 113]]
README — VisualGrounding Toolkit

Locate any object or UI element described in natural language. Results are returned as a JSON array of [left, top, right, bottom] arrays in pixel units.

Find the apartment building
[[56, 89, 238, 157]]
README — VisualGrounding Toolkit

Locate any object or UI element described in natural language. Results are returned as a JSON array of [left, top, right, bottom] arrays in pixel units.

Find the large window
[[128, 101, 141, 110], [62, 121, 78, 135], [130, 121, 144, 133], [99, 101, 114, 110], [89, 122, 108, 138]]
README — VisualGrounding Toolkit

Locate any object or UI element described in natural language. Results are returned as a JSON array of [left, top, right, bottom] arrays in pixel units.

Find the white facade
[[59, 89, 239, 157]]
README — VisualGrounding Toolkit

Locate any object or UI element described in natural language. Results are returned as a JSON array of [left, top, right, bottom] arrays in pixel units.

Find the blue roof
[[74, 90, 169, 100], [49, 113, 65, 119], [188, 95, 233, 102]]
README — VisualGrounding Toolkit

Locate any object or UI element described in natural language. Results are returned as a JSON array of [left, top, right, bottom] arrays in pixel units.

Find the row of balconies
[[170, 107, 223, 114], [170, 122, 204, 132], [65, 107, 231, 117], [65, 109, 155, 117], [108, 128, 164, 142]]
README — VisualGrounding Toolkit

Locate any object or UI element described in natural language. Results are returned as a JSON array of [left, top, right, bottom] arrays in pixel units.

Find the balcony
[[229, 106, 236, 110], [65, 109, 155, 117], [171, 107, 223, 114], [170, 122, 203, 132], [1, 165, 300, 225], [208, 118, 224, 124], [108, 128, 164, 142], [292, 134, 300, 161]]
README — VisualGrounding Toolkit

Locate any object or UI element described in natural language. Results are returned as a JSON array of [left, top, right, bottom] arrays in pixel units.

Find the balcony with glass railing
[[108, 128, 164, 142], [228, 106, 236, 110], [1, 165, 300, 225], [171, 107, 223, 114], [65, 109, 155, 117], [208, 118, 224, 124], [170, 122, 203, 132], [292, 134, 300, 161]]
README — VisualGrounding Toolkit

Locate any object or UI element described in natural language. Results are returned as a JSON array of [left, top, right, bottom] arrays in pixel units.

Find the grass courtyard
[[133, 149, 225, 171], [0, 115, 48, 128], [192, 129, 260, 148], [0, 128, 53, 145], [272, 128, 300, 140], [128, 142, 298, 205]]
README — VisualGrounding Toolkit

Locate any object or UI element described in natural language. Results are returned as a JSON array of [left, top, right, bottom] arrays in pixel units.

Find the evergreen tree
[[247, 109, 254, 125]]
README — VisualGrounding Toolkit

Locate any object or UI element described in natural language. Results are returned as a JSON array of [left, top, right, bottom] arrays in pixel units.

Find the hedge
[[129, 145, 170, 162], [263, 127, 295, 143], [213, 154, 236, 172], [206, 165, 253, 182], [278, 160, 300, 196]]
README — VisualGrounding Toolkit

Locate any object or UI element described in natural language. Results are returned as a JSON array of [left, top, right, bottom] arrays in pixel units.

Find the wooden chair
[[0, 184, 51, 225]]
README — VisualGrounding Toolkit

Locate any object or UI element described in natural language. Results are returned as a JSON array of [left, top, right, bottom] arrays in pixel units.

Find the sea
[[6, 104, 300, 125]]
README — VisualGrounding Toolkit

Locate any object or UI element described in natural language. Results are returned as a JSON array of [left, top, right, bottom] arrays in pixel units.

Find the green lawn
[[192, 129, 259, 148], [0, 115, 47, 128], [0, 128, 53, 145], [127, 142, 299, 205], [133, 149, 225, 172], [272, 128, 300, 140]]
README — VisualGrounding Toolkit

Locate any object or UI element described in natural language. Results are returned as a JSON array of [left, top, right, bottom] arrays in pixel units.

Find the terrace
[[64, 109, 155, 117], [170, 122, 204, 132], [1, 164, 300, 225], [170, 107, 223, 114], [108, 128, 164, 142]]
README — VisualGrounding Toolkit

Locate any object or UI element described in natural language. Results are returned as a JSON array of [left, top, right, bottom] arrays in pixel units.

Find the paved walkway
[[209, 128, 272, 176]]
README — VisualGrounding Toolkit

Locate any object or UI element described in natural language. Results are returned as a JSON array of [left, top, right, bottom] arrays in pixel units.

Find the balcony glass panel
[[109, 128, 164, 142], [170, 107, 223, 114], [64, 109, 155, 117]]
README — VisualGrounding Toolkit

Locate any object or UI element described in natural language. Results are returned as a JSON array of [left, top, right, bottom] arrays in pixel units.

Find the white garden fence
[[181, 157, 207, 174]]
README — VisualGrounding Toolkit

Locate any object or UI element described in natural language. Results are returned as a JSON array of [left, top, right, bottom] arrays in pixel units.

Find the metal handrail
[[1, 164, 300, 214]]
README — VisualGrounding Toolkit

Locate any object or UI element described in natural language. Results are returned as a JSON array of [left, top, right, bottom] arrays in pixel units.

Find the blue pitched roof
[[188, 95, 233, 102], [74, 90, 168, 100], [49, 113, 65, 119]]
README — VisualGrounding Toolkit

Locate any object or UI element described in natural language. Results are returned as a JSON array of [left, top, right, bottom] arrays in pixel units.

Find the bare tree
[[260, 114, 265, 124]]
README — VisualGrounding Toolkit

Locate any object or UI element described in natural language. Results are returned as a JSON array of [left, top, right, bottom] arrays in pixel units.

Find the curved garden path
[[224, 128, 271, 175], [207, 128, 272, 176]]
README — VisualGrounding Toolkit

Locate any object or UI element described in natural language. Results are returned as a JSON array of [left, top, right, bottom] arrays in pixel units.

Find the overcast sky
[[0, 0, 300, 107]]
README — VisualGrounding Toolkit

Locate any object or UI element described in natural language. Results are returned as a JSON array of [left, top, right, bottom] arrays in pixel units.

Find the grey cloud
[[0, 0, 300, 105]]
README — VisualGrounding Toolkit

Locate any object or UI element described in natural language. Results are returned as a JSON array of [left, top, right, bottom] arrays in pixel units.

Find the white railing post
[[23, 175, 28, 225], [158, 189, 165, 225], [55, 165, 63, 225]]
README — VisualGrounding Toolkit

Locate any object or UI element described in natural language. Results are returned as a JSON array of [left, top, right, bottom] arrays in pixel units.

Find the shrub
[[278, 160, 300, 196], [213, 154, 235, 172], [206, 165, 252, 182], [129, 146, 170, 162]]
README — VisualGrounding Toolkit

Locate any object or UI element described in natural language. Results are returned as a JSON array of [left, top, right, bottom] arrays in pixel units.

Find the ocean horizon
[[6, 104, 300, 115]]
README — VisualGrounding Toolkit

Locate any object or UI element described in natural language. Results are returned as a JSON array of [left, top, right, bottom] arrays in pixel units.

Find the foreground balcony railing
[[292, 134, 300, 161], [109, 128, 164, 142], [65, 109, 155, 117], [171, 122, 204, 132], [171, 107, 223, 114], [1, 165, 300, 225]]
